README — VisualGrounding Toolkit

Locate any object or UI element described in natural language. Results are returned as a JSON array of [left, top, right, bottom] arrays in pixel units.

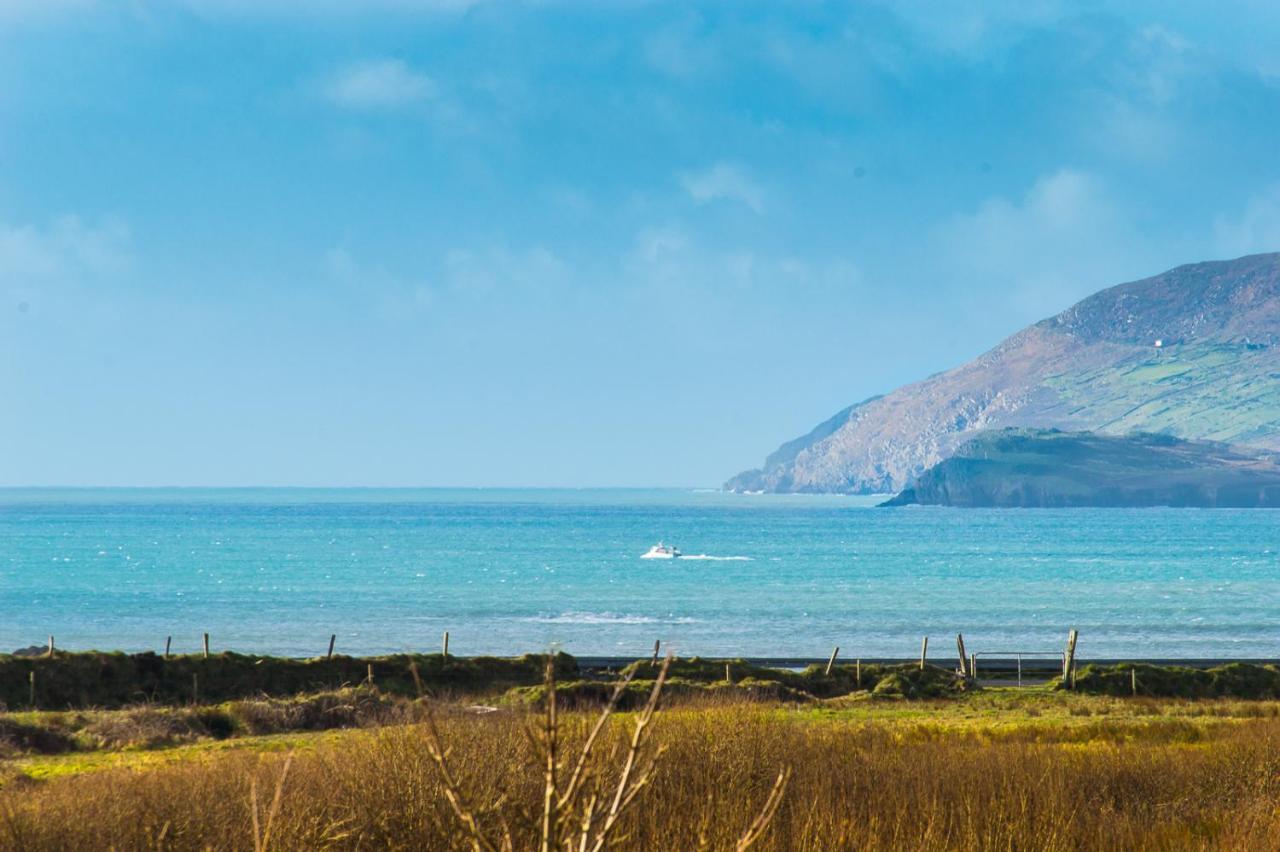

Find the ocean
[[1, 488, 1277, 660]]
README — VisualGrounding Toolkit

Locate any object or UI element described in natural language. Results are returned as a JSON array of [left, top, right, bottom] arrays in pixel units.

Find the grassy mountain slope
[[728, 253, 1280, 494]]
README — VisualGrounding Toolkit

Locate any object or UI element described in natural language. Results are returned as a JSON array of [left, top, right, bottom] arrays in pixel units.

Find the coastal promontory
[[729, 253, 1280, 494], [880, 429, 1280, 508]]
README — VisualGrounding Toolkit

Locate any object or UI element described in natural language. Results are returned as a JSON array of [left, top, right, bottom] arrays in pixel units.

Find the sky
[[3, 1, 1280, 487]]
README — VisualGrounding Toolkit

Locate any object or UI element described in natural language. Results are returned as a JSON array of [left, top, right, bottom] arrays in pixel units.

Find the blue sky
[[3, 1, 1280, 486]]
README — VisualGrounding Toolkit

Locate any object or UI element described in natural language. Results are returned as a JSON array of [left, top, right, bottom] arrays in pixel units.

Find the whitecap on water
[[524, 612, 699, 625]]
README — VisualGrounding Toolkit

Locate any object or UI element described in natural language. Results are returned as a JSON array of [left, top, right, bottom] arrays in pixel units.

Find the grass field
[[2, 680, 1279, 850]]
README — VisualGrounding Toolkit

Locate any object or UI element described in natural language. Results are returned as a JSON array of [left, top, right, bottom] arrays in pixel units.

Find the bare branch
[[559, 669, 637, 810], [249, 775, 261, 852], [589, 653, 672, 852], [734, 767, 792, 851], [261, 753, 294, 852], [249, 753, 295, 852], [576, 791, 599, 852], [541, 655, 559, 852], [423, 708, 500, 852]]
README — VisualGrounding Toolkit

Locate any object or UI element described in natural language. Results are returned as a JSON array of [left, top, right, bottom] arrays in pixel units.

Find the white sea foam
[[677, 554, 752, 561], [525, 612, 699, 625]]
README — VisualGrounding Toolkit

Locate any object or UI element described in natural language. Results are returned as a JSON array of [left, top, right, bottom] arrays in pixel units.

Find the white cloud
[[179, 0, 481, 14], [320, 242, 571, 321], [644, 13, 720, 79], [0, 0, 95, 24], [1, 0, 482, 25], [323, 59, 435, 110], [680, 163, 764, 213], [626, 224, 858, 299], [0, 216, 131, 293], [633, 226, 689, 264], [946, 169, 1111, 239], [442, 245, 567, 297], [1212, 185, 1280, 258], [934, 170, 1156, 318], [869, 0, 1068, 57]]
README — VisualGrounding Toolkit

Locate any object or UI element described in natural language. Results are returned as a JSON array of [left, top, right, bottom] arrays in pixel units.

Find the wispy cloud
[[680, 163, 764, 213], [2, 0, 483, 25], [180, 0, 481, 14], [0, 0, 97, 25], [323, 59, 435, 110], [626, 224, 859, 302], [934, 169, 1152, 317], [0, 216, 131, 288], [1213, 185, 1280, 258]]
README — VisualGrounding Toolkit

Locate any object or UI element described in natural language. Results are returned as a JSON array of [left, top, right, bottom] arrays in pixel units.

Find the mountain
[[727, 252, 1280, 494], [880, 429, 1280, 508]]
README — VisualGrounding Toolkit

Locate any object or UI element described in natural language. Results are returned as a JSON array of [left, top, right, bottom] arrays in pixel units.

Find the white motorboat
[[641, 542, 681, 559]]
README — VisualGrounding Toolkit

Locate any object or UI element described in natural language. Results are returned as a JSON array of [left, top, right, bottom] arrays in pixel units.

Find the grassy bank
[[0, 651, 976, 710], [4, 650, 1279, 709], [5, 653, 1280, 848], [1069, 661, 1280, 698], [0, 651, 576, 709], [2, 690, 1279, 849]]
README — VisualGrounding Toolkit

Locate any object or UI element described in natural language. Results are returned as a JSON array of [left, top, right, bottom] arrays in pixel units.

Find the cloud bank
[[323, 59, 435, 109]]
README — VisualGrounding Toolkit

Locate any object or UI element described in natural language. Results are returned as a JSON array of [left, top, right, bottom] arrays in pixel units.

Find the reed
[[2, 691, 1280, 849]]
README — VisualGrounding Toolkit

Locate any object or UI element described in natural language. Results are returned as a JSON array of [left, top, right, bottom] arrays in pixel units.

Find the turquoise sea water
[[1, 488, 1277, 659]]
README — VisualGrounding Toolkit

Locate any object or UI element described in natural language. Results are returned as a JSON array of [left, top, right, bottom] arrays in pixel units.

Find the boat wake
[[676, 554, 752, 561], [524, 611, 700, 625]]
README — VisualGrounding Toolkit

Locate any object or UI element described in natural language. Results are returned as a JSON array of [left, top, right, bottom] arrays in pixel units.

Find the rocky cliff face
[[880, 429, 1280, 508], [727, 253, 1280, 494]]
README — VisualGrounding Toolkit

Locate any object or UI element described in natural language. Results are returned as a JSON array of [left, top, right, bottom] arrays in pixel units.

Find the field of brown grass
[[2, 682, 1279, 850]]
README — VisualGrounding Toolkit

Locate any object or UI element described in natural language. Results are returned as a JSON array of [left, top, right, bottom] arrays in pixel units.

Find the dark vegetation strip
[[1072, 662, 1280, 699], [0, 652, 574, 709], [2, 650, 1279, 710]]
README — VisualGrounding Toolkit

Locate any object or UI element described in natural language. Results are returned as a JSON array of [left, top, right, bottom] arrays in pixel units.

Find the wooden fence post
[[970, 654, 977, 680], [1131, 668, 1137, 696], [956, 634, 968, 677], [164, 636, 172, 659], [1063, 629, 1079, 688], [650, 640, 661, 667], [919, 636, 929, 671], [825, 646, 840, 676], [442, 631, 449, 658], [203, 633, 210, 659], [28, 670, 35, 707], [327, 634, 336, 660], [367, 664, 375, 686], [856, 659, 862, 688], [47, 635, 54, 658], [725, 663, 732, 684]]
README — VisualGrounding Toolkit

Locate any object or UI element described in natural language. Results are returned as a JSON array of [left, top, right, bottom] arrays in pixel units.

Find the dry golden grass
[[2, 690, 1280, 850]]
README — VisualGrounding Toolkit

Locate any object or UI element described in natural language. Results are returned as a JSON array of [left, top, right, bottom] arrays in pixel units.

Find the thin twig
[[589, 653, 672, 852], [540, 655, 559, 852], [261, 753, 294, 852], [423, 709, 501, 852], [409, 660, 425, 697], [735, 767, 793, 851], [249, 753, 294, 852], [250, 776, 261, 852], [576, 790, 599, 852], [559, 669, 637, 810]]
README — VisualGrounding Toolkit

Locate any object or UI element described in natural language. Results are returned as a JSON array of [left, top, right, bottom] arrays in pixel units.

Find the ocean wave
[[677, 554, 752, 561], [524, 612, 699, 625]]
